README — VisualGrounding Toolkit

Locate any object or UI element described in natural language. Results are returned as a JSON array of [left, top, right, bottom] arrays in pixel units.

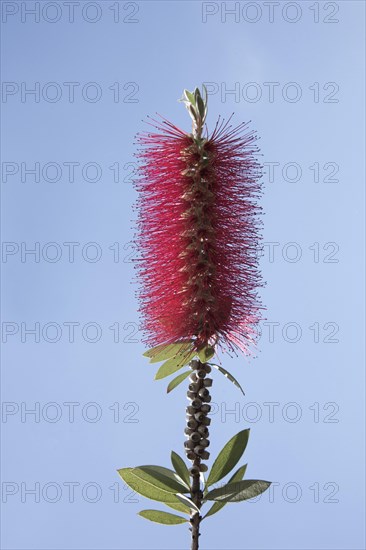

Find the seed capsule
[[194, 411, 206, 422], [187, 391, 196, 399], [201, 417, 211, 426], [189, 432, 201, 443], [197, 369, 206, 379], [201, 404, 211, 413], [200, 450, 210, 460], [191, 398, 203, 409], [189, 373, 198, 383], [199, 464, 208, 473], [190, 360, 200, 370], [194, 445, 206, 456], [186, 406, 196, 415], [187, 418, 198, 430], [188, 382, 199, 392], [203, 378, 213, 387], [200, 438, 210, 448], [184, 440, 195, 450], [189, 466, 200, 476], [203, 364, 212, 374], [197, 425, 209, 436], [198, 388, 210, 399], [184, 427, 193, 436], [186, 450, 196, 460], [202, 395, 212, 403]]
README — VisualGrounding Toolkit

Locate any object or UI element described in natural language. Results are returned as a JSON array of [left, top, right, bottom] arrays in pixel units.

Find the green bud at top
[[179, 84, 208, 139]]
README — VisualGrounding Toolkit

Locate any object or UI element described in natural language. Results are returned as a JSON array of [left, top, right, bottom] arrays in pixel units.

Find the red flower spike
[[134, 89, 264, 355]]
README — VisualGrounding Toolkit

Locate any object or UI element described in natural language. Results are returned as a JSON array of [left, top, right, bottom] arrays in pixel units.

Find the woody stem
[[190, 469, 201, 550], [184, 359, 213, 550]]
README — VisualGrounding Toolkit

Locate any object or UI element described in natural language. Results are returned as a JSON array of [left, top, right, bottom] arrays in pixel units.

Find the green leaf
[[164, 500, 191, 514], [188, 105, 199, 124], [184, 89, 195, 105], [170, 451, 190, 488], [196, 94, 205, 119], [205, 479, 271, 503], [138, 509, 188, 525], [155, 351, 196, 380], [167, 371, 191, 393], [117, 468, 182, 504], [175, 493, 200, 513], [206, 429, 250, 487], [202, 83, 208, 106], [198, 347, 215, 363], [143, 341, 192, 363], [203, 465, 247, 519], [133, 466, 189, 493], [210, 364, 245, 395]]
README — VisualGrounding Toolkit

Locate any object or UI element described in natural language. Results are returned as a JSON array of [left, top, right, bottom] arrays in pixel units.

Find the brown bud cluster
[[185, 359, 212, 473]]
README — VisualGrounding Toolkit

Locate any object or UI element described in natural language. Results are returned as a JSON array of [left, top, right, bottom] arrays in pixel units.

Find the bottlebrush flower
[[119, 89, 271, 550], [134, 87, 263, 355]]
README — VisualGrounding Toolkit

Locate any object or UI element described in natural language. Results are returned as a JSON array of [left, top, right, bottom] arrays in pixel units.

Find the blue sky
[[1, 1, 365, 549]]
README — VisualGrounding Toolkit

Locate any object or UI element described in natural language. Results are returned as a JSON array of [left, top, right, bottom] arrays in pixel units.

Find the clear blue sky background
[[1, 1, 365, 549]]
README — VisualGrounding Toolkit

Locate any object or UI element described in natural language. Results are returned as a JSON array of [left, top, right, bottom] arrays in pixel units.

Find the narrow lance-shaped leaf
[[138, 510, 188, 525], [175, 493, 200, 514], [183, 89, 195, 105], [188, 104, 198, 123], [167, 371, 190, 393], [205, 479, 271, 503], [206, 429, 250, 487], [164, 500, 191, 515], [118, 468, 183, 504], [196, 94, 206, 119], [210, 363, 245, 395], [203, 464, 247, 519], [132, 466, 189, 493], [170, 451, 190, 488], [155, 351, 196, 380], [202, 83, 208, 107], [144, 341, 193, 363]]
